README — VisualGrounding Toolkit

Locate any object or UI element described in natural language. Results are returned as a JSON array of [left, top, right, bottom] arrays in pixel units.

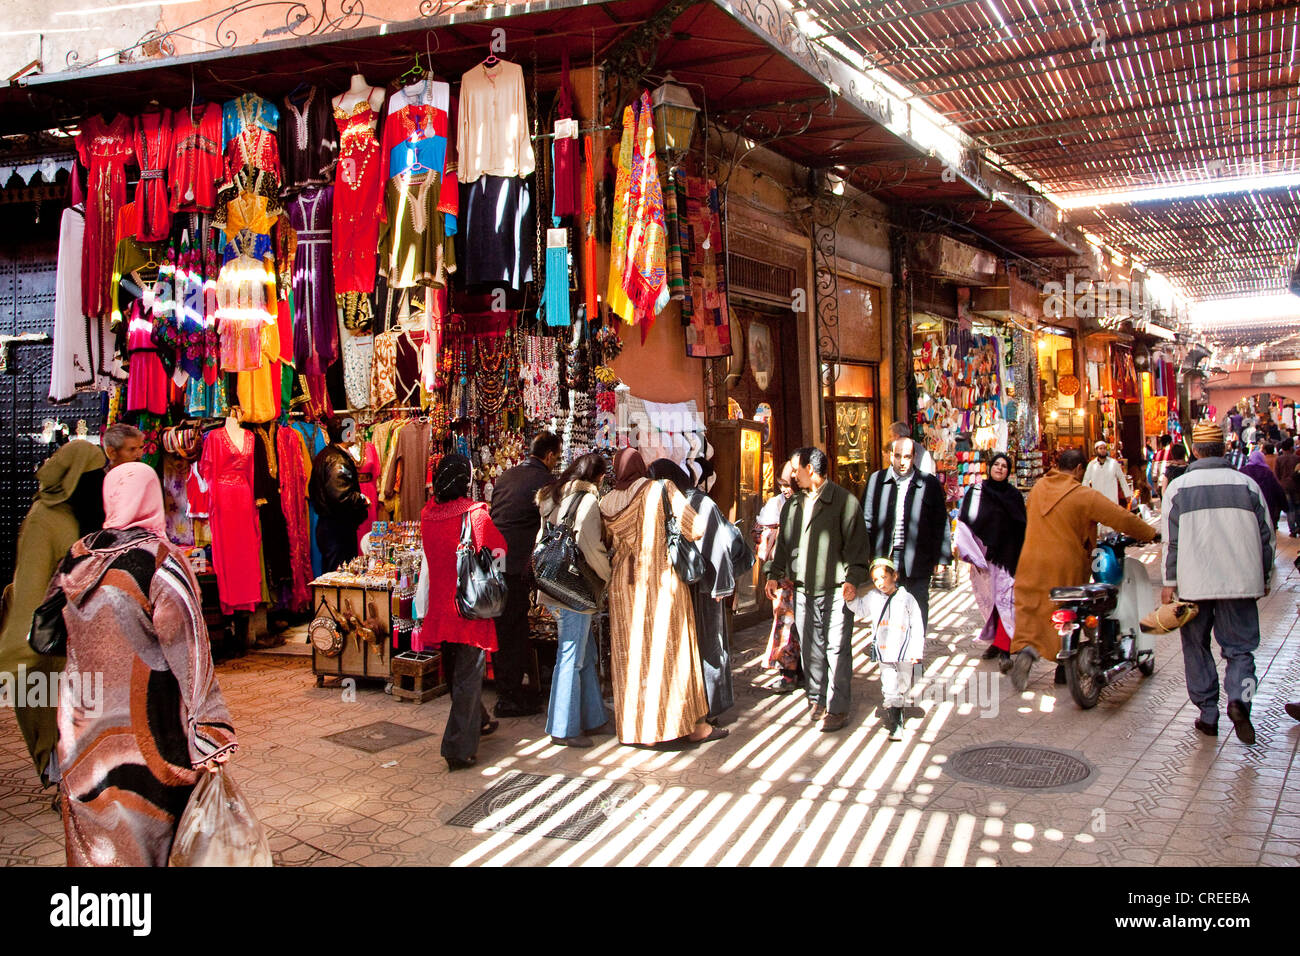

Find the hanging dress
[[331, 100, 383, 293], [132, 110, 174, 241], [125, 299, 169, 415], [76, 114, 136, 320], [169, 103, 223, 213], [277, 424, 312, 612], [199, 426, 263, 614], [279, 86, 339, 196], [287, 185, 337, 373], [353, 441, 380, 548]]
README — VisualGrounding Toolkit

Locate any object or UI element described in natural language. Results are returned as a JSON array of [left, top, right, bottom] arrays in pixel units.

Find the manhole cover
[[944, 743, 1096, 792], [448, 771, 639, 842], [323, 721, 432, 753]]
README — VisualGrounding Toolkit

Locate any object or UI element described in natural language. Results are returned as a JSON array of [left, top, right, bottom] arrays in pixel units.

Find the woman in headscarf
[[0, 439, 107, 787], [600, 448, 724, 746], [1241, 448, 1287, 532], [46, 462, 237, 866], [648, 458, 753, 723], [419, 454, 507, 771], [954, 452, 1026, 668], [535, 453, 613, 747]]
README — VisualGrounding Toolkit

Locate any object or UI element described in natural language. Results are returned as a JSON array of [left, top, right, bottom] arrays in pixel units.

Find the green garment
[[0, 440, 108, 785], [765, 479, 872, 593]]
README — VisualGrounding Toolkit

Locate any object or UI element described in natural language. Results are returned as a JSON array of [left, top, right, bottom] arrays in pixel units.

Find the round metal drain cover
[[944, 743, 1096, 792]]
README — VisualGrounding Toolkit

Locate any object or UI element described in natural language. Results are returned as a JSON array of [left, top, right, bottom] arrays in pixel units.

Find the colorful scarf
[[606, 105, 636, 325], [663, 165, 686, 304], [622, 91, 669, 339]]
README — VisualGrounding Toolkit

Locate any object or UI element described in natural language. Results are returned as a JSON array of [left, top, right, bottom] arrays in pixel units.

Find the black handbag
[[455, 509, 507, 620], [661, 481, 705, 584], [28, 588, 68, 657], [532, 495, 602, 613]]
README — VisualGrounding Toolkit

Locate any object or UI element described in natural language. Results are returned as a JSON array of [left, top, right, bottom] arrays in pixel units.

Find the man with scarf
[[861, 437, 951, 634], [955, 452, 1026, 667]]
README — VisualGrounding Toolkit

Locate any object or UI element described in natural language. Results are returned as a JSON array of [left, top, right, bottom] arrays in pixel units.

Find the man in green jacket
[[765, 447, 872, 732], [0, 440, 107, 786]]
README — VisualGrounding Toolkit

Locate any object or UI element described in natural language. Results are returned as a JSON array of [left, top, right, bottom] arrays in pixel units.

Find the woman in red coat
[[420, 454, 507, 771]]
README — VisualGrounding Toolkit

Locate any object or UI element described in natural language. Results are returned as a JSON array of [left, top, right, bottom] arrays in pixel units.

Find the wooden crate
[[390, 651, 445, 703], [310, 583, 393, 686]]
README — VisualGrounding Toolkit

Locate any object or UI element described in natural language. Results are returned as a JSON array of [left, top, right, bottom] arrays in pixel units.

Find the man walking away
[[1272, 437, 1299, 537], [489, 431, 562, 717], [765, 447, 872, 733], [1161, 421, 1273, 745]]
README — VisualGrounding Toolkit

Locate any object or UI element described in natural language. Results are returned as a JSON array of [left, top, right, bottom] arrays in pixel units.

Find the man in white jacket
[[1083, 440, 1133, 507], [1161, 421, 1274, 745]]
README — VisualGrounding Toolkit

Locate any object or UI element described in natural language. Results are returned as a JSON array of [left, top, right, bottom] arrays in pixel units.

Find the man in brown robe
[[1008, 447, 1155, 691]]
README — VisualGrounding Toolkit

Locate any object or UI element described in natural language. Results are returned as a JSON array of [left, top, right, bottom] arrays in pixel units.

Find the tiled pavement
[[2, 537, 1298, 867]]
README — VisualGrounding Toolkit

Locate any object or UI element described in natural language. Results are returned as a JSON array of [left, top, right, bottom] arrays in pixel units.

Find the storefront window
[[823, 361, 878, 498]]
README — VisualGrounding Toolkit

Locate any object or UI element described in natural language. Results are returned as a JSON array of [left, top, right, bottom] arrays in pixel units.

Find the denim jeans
[[545, 606, 608, 739], [1179, 598, 1261, 724]]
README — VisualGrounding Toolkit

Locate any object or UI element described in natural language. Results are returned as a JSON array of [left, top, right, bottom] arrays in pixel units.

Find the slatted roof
[[802, 0, 1300, 301], [1071, 185, 1300, 300]]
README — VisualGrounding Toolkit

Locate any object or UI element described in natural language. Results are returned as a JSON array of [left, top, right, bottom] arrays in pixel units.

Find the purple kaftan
[[288, 185, 338, 374]]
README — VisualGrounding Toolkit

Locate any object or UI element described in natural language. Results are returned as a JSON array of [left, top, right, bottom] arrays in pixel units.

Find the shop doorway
[[0, 242, 105, 589], [726, 304, 804, 466], [822, 362, 880, 500]]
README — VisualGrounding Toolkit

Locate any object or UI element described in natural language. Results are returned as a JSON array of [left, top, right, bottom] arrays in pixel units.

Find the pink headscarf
[[103, 461, 167, 539]]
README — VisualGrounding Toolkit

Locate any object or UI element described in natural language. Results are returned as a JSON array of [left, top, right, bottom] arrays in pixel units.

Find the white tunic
[[1083, 455, 1133, 507]]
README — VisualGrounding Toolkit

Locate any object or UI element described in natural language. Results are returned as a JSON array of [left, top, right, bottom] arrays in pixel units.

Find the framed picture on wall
[[748, 320, 773, 392]]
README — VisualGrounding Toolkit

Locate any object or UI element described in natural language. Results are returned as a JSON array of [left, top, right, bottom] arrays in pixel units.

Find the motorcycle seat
[[1050, 582, 1118, 601]]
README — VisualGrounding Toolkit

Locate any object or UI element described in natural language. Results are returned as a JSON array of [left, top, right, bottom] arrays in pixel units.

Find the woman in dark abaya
[[954, 452, 1027, 668]]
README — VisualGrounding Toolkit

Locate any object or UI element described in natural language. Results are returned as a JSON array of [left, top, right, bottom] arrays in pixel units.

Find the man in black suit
[[861, 437, 951, 633]]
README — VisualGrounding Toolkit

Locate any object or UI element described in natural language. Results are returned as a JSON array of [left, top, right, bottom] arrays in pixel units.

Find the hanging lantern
[[651, 73, 700, 155]]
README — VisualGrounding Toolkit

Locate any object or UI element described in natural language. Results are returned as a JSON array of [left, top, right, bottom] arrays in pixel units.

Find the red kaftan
[[132, 110, 173, 241], [169, 104, 223, 213], [419, 498, 505, 651], [277, 425, 312, 613], [354, 441, 380, 548], [76, 114, 135, 319], [199, 426, 263, 614], [331, 102, 383, 293]]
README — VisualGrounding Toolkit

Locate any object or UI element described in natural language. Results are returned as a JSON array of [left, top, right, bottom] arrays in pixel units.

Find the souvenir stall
[[45, 38, 737, 693], [1037, 328, 1086, 456], [911, 314, 1043, 501]]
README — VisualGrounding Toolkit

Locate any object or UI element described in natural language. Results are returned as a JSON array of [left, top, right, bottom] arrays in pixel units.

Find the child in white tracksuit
[[848, 558, 926, 740]]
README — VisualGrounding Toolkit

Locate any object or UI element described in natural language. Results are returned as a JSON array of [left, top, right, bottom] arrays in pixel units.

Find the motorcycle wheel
[[1067, 641, 1102, 709], [1138, 652, 1155, 676]]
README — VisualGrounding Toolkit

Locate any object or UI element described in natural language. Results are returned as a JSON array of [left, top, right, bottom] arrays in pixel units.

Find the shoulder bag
[[28, 589, 68, 657], [661, 481, 705, 584], [456, 507, 507, 620], [532, 494, 602, 613]]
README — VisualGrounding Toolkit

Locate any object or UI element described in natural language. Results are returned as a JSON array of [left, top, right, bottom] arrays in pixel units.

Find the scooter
[[1048, 531, 1159, 709]]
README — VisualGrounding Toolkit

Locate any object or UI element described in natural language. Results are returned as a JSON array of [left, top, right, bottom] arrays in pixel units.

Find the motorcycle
[[1049, 530, 1159, 709]]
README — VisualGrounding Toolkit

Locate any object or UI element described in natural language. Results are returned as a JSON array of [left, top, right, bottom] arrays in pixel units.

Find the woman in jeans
[[419, 455, 507, 771], [535, 453, 613, 747]]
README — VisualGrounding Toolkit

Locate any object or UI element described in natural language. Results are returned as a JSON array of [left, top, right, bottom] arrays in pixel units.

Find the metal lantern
[[651, 73, 700, 155]]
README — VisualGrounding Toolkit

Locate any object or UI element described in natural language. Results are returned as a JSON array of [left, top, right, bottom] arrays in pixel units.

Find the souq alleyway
[[2, 539, 1298, 867]]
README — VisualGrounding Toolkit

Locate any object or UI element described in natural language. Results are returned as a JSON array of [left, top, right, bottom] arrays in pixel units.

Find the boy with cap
[[849, 557, 926, 741]]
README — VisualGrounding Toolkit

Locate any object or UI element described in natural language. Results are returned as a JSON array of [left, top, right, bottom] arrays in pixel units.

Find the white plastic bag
[[169, 766, 273, 867]]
